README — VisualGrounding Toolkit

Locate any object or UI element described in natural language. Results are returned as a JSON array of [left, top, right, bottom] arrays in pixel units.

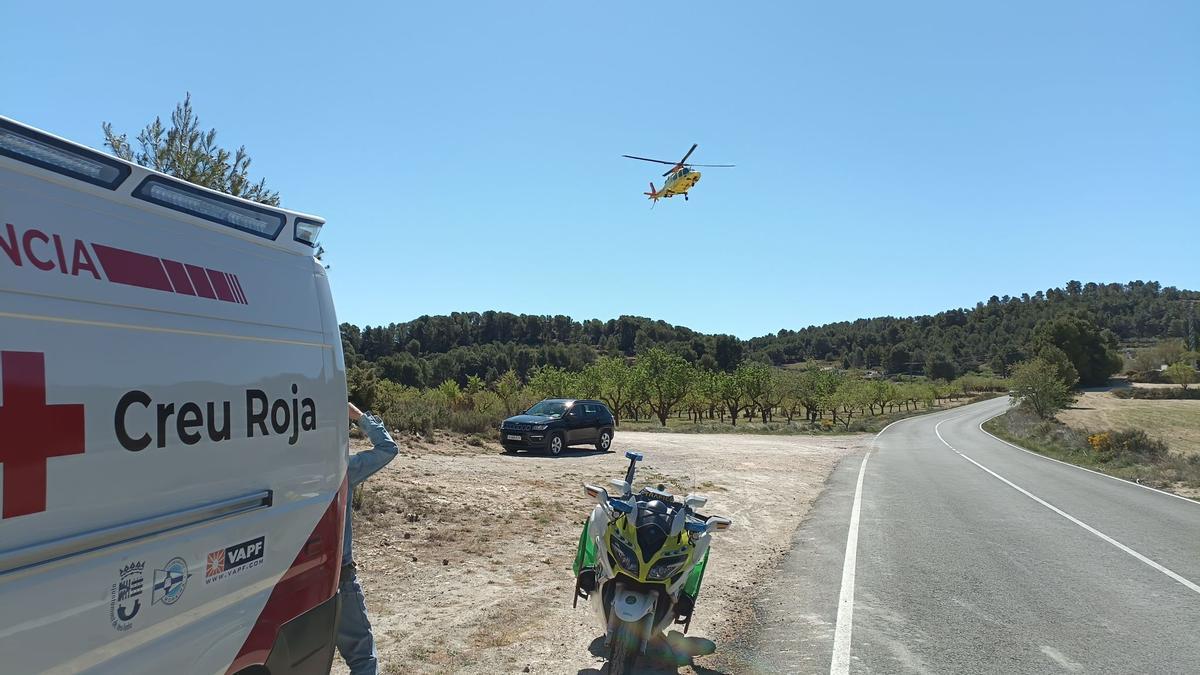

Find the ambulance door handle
[[0, 490, 272, 576]]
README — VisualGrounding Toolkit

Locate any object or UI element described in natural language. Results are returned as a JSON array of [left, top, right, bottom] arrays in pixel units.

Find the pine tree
[[103, 94, 279, 205]]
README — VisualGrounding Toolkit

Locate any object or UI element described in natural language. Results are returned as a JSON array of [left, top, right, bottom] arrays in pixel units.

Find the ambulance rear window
[[0, 118, 130, 190], [132, 176, 286, 240]]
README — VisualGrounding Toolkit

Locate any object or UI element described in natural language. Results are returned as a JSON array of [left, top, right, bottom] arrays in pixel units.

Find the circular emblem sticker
[[153, 557, 190, 606]]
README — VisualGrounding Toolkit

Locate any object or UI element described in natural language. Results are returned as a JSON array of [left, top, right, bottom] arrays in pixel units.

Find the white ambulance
[[0, 116, 348, 674]]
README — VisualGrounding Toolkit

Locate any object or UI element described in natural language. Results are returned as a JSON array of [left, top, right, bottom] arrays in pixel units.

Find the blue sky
[[4, 2, 1197, 338]]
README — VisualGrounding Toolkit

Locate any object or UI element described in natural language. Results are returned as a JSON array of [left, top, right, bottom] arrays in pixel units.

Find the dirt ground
[[1058, 391, 1200, 457], [330, 430, 864, 674]]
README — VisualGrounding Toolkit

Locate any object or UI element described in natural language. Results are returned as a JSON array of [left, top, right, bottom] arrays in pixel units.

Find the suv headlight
[[609, 538, 639, 573], [648, 554, 690, 580], [532, 424, 548, 431]]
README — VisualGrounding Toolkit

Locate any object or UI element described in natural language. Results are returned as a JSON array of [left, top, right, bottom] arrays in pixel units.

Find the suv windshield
[[526, 401, 569, 417]]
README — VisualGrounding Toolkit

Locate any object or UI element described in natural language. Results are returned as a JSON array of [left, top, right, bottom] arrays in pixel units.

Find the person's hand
[[348, 401, 364, 422]]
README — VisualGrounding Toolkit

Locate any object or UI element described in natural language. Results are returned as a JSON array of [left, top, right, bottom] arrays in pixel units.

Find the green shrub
[[996, 404, 1090, 453], [446, 410, 498, 434], [351, 484, 389, 517], [383, 397, 439, 436], [469, 390, 504, 418], [1112, 387, 1200, 400], [1127, 370, 1167, 384], [954, 374, 1011, 394], [987, 407, 1200, 493], [1106, 429, 1168, 461]]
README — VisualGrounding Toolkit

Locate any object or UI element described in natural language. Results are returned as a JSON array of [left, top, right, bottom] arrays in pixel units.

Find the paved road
[[732, 397, 1200, 674]]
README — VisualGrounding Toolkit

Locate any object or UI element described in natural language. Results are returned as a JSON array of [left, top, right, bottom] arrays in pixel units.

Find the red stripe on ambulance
[[206, 268, 237, 303], [161, 259, 196, 296], [1, 223, 248, 305], [92, 244, 174, 292]]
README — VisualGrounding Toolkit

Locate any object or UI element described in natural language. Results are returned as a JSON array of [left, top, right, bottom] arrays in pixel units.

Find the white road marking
[[977, 409, 1199, 507], [826, 407, 965, 674], [934, 418, 1200, 597], [1040, 645, 1084, 672], [829, 451, 870, 675]]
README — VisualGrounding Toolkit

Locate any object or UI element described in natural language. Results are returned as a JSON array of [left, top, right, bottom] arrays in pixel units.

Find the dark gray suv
[[499, 399, 616, 455]]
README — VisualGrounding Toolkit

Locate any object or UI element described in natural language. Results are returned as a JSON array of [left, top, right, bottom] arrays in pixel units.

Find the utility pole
[[906, 359, 924, 381]]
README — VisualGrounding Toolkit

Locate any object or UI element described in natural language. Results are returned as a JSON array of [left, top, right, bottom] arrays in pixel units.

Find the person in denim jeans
[[339, 402, 399, 675]]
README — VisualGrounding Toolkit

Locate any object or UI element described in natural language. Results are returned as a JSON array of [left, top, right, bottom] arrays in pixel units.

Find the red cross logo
[[0, 352, 86, 519]]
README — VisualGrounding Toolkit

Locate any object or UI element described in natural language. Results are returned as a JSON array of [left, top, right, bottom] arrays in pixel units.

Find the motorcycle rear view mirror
[[584, 484, 609, 505], [623, 451, 644, 486], [609, 479, 632, 498], [705, 516, 732, 532], [685, 494, 708, 510]]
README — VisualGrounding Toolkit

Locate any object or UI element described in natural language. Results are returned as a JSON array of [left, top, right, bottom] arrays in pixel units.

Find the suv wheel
[[596, 429, 613, 452], [547, 432, 565, 456]]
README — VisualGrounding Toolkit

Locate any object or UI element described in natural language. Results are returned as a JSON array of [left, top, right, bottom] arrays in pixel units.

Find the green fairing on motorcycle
[[572, 451, 731, 673]]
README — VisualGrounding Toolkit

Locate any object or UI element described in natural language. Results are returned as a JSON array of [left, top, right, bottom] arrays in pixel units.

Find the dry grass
[[1058, 391, 1200, 456], [331, 429, 863, 674], [985, 404, 1200, 500]]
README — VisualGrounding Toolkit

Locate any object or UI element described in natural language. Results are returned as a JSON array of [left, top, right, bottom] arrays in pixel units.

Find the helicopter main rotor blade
[[683, 163, 736, 168], [622, 155, 678, 165], [677, 143, 698, 165]]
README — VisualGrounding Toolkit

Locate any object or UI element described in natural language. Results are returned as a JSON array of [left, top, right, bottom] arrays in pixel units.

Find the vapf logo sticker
[[153, 557, 191, 606], [205, 536, 265, 584], [110, 561, 145, 631], [205, 549, 225, 578]]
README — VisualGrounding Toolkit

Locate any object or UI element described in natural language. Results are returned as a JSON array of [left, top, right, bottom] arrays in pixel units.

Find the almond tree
[[803, 368, 843, 422], [716, 371, 746, 425], [1011, 357, 1076, 419], [869, 380, 898, 415], [773, 371, 797, 422], [635, 348, 694, 426], [737, 362, 784, 423], [694, 368, 722, 421], [527, 365, 575, 399], [833, 380, 872, 430], [1166, 361, 1195, 390], [588, 356, 632, 425]]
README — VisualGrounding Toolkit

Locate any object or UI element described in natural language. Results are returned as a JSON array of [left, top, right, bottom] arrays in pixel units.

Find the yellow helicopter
[[623, 143, 734, 204]]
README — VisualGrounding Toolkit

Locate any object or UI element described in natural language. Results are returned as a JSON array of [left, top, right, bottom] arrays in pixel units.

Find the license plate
[[506, 434, 523, 441]]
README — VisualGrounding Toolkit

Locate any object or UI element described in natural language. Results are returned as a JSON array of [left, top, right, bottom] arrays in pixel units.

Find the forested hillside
[[340, 280, 1197, 387]]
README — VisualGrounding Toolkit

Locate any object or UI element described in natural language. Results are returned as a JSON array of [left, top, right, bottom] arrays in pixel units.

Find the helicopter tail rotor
[[645, 182, 660, 208]]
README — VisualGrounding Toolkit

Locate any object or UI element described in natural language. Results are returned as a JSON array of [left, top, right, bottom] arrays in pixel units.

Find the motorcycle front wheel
[[606, 618, 643, 675]]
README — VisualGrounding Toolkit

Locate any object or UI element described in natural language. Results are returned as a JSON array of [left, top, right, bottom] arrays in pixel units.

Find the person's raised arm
[[347, 401, 398, 486]]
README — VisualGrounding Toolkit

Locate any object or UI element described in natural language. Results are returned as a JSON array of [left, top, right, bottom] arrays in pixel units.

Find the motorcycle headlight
[[648, 554, 690, 580], [532, 424, 548, 431], [609, 537, 639, 573]]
